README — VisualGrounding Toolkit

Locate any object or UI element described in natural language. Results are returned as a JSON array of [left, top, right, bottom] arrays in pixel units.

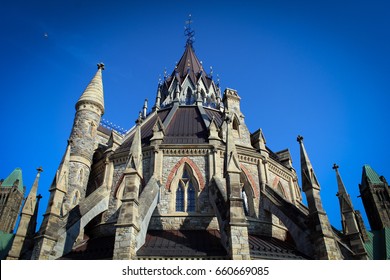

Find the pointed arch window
[[241, 188, 249, 216], [232, 115, 240, 137], [186, 88, 193, 105], [240, 172, 255, 217], [174, 164, 198, 213]]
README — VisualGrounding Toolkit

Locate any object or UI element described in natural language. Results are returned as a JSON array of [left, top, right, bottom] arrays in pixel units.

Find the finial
[[97, 63, 105, 70], [332, 163, 339, 171], [136, 111, 143, 124], [36, 166, 43, 173], [297, 135, 304, 143], [164, 68, 168, 79], [184, 14, 195, 48], [210, 66, 213, 77]]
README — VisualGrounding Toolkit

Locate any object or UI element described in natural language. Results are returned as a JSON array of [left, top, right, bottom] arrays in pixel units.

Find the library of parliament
[[1, 28, 389, 260]]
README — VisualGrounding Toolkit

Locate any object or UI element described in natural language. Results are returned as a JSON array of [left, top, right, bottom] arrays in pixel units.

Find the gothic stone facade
[[8, 42, 386, 260]]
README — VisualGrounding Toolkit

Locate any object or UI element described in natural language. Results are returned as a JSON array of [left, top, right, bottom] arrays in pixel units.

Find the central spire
[[154, 17, 222, 109]]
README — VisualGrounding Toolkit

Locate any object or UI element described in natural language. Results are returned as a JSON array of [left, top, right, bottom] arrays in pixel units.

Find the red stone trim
[[240, 165, 259, 198], [165, 157, 205, 191]]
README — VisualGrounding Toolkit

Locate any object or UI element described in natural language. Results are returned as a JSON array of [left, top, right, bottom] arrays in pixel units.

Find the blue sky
[[1, 0, 389, 231]]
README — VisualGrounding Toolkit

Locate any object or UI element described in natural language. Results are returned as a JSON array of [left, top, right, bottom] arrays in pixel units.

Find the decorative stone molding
[[240, 165, 259, 198], [268, 163, 292, 182], [76, 101, 103, 116], [238, 154, 259, 164], [162, 149, 209, 156], [165, 157, 205, 191]]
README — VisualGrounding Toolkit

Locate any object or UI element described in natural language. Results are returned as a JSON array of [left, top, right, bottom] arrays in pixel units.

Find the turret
[[66, 63, 105, 209], [359, 165, 390, 230], [31, 64, 105, 259]]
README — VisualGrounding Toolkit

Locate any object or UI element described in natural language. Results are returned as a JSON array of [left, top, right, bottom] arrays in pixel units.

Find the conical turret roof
[[76, 63, 105, 114]]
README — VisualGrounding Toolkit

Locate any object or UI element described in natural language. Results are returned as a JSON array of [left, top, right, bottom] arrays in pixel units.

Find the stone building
[[0, 168, 25, 234], [3, 34, 389, 260]]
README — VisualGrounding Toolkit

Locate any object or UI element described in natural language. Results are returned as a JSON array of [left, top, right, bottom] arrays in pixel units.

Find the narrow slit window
[[176, 184, 185, 212]]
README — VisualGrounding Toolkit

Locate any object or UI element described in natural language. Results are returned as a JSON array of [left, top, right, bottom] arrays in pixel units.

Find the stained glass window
[[176, 184, 185, 212], [187, 181, 196, 212]]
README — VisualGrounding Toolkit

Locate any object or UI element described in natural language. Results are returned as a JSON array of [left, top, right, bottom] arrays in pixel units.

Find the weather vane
[[184, 14, 195, 48]]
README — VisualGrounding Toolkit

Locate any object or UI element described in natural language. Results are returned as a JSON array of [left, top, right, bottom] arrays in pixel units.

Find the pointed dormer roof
[[76, 63, 105, 114], [125, 119, 143, 175], [297, 135, 321, 192]]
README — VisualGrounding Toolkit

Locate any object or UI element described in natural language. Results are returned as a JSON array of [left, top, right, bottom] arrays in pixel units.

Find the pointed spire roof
[[333, 164, 354, 211], [50, 142, 71, 193], [158, 19, 219, 108], [76, 63, 105, 114], [125, 120, 143, 175], [175, 44, 204, 84], [297, 135, 320, 191], [1, 168, 24, 193], [22, 167, 43, 215]]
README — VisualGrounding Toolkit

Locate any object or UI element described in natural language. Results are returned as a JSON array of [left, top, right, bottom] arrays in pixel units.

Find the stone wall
[[103, 163, 126, 223], [159, 155, 210, 213], [148, 215, 219, 230]]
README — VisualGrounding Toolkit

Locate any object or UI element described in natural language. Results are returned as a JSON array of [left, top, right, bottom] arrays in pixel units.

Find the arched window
[[176, 184, 185, 211], [232, 115, 240, 137], [240, 172, 255, 217], [241, 188, 249, 216], [232, 116, 239, 130], [186, 88, 193, 105], [174, 164, 198, 213]]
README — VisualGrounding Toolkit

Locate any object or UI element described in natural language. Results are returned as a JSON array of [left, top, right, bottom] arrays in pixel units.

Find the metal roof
[[137, 230, 227, 258], [363, 164, 383, 184], [163, 107, 208, 144], [1, 168, 24, 193]]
